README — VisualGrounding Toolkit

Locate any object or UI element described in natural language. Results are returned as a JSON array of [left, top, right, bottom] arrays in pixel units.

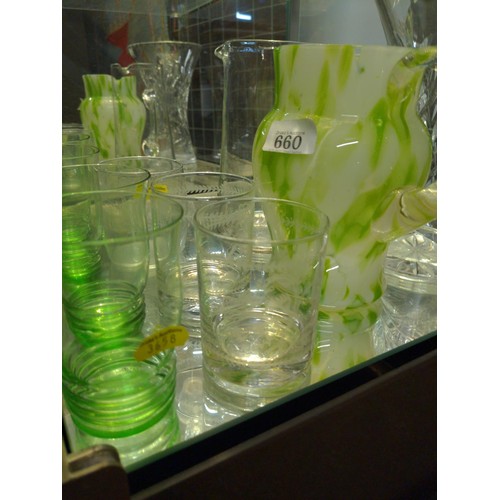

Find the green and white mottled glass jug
[[252, 43, 437, 382], [80, 74, 146, 160]]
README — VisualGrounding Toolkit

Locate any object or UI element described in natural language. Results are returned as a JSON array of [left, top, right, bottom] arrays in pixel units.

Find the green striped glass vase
[[80, 74, 146, 160]]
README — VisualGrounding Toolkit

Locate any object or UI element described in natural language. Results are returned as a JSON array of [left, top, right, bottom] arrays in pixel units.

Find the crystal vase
[[128, 41, 201, 166]]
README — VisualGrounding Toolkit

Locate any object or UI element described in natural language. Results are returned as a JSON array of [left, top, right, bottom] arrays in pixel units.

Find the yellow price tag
[[154, 183, 168, 193], [134, 183, 149, 199], [135, 184, 168, 200], [134, 325, 189, 361]]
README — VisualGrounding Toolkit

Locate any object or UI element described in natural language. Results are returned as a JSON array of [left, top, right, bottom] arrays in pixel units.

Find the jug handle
[[371, 181, 437, 242]]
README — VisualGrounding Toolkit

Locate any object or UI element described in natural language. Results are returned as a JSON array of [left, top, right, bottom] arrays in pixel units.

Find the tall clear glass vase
[[128, 41, 201, 166], [111, 62, 162, 157]]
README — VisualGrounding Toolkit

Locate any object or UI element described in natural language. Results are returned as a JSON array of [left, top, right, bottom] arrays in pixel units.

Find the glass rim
[[62, 130, 92, 139], [62, 122, 85, 129], [62, 142, 100, 157], [193, 196, 330, 245], [276, 42, 437, 54], [214, 39, 300, 57], [98, 157, 183, 177], [99, 156, 184, 168], [216, 39, 299, 47], [384, 270, 437, 288], [64, 162, 151, 173], [110, 61, 155, 70], [151, 171, 254, 200], [62, 189, 184, 246], [62, 164, 152, 192], [128, 40, 202, 52]]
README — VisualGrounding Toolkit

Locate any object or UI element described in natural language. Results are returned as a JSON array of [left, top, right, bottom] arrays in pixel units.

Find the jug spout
[[372, 181, 437, 242]]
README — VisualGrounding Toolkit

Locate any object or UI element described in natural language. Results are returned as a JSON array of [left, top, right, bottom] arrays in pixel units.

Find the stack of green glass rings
[[62, 154, 184, 466]]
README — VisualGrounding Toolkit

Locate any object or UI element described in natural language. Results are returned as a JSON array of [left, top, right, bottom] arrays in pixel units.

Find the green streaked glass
[[252, 43, 437, 381], [63, 336, 177, 438], [63, 281, 146, 346]]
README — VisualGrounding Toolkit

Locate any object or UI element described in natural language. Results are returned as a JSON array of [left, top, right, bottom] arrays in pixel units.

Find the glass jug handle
[[372, 181, 437, 242]]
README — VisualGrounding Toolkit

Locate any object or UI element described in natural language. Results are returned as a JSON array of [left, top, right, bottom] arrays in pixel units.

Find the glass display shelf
[[62, 181, 437, 496], [63, 326, 437, 497], [63, 331, 436, 498]]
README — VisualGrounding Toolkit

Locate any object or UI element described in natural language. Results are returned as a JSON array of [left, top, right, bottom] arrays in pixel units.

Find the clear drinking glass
[[62, 142, 100, 166], [62, 163, 150, 195], [99, 156, 184, 189], [151, 172, 254, 346], [62, 125, 93, 144], [194, 197, 329, 412], [62, 188, 183, 345], [62, 189, 150, 344], [99, 157, 186, 336], [111, 62, 162, 157], [151, 172, 253, 434]]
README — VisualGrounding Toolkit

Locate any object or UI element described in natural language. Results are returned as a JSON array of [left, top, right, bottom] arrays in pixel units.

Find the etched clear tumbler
[[194, 197, 329, 411]]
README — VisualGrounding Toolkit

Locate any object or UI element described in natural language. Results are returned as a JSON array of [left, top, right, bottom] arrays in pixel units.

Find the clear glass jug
[[215, 40, 297, 178], [128, 41, 201, 166]]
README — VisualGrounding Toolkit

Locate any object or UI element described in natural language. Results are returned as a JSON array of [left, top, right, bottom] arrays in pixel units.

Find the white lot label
[[262, 119, 317, 154]]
